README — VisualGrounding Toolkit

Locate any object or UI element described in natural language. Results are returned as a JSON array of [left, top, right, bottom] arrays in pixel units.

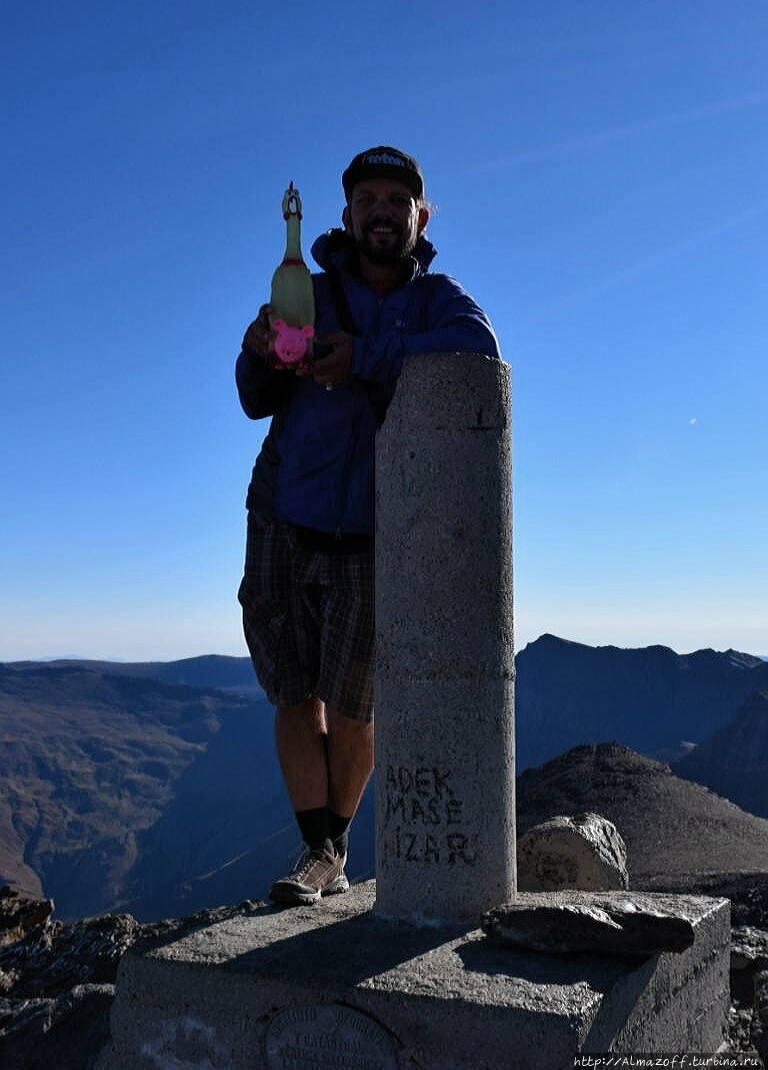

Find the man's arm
[[235, 304, 295, 419], [351, 274, 500, 384]]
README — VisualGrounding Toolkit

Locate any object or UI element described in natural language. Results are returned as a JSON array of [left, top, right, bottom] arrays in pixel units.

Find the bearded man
[[236, 146, 500, 905]]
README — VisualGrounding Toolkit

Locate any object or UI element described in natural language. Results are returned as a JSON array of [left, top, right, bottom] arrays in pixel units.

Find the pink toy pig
[[273, 320, 315, 367]]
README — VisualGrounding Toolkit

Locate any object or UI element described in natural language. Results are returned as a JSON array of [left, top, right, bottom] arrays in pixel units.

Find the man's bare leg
[[275, 697, 328, 811], [275, 700, 374, 819], [270, 698, 361, 904], [325, 706, 375, 822]]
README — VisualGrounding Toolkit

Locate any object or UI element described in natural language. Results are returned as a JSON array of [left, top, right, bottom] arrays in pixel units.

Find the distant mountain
[[672, 691, 768, 819], [515, 634, 768, 769], [34, 636, 768, 772], [0, 661, 275, 918], [21, 654, 262, 698], [3, 637, 768, 922], [0, 659, 372, 922], [517, 741, 768, 888]]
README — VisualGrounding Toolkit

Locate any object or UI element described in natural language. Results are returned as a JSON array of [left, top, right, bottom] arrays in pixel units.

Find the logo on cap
[[362, 150, 410, 169]]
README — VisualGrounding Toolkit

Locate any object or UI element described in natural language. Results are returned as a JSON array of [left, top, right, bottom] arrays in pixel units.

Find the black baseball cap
[[342, 146, 424, 201]]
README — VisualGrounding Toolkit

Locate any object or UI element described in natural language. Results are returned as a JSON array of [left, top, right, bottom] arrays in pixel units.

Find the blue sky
[[1, 1, 766, 661]]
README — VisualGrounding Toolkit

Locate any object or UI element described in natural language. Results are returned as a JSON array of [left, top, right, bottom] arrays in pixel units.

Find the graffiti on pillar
[[382, 764, 478, 865]]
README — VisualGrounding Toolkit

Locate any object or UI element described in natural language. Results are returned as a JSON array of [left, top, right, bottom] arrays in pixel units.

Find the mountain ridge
[[515, 633, 768, 768], [2, 635, 768, 921], [673, 690, 768, 818]]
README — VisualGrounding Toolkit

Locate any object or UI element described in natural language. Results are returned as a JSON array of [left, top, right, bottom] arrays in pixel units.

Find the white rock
[[517, 812, 629, 892]]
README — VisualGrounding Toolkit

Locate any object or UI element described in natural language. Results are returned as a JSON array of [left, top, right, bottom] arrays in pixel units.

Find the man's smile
[[366, 220, 399, 236]]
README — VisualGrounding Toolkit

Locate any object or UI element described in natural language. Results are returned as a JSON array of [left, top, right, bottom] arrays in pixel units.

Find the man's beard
[[353, 217, 418, 266]]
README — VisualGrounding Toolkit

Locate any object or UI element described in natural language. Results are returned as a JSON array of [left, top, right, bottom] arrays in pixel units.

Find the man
[[236, 146, 500, 905]]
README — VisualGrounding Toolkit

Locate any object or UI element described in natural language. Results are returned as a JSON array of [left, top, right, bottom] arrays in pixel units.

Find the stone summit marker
[[96, 352, 731, 1070], [375, 351, 516, 919]]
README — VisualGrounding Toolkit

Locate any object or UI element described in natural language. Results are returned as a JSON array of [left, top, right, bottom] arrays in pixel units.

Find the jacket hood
[[310, 228, 437, 276]]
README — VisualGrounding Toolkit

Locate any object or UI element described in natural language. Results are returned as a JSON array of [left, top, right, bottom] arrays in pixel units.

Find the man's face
[[343, 178, 429, 266]]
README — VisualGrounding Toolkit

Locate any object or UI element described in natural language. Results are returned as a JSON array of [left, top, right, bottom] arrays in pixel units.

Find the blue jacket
[[236, 230, 500, 536]]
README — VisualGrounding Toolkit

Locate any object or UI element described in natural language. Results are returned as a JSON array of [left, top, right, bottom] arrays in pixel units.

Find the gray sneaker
[[270, 839, 349, 905]]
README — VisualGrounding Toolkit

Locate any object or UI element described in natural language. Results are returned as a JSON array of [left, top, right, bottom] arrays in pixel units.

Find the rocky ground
[[0, 886, 265, 1070], [1, 883, 767, 1068], [728, 923, 768, 1061]]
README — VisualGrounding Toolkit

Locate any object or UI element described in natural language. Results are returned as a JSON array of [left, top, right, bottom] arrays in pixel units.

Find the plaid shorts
[[238, 516, 375, 722]]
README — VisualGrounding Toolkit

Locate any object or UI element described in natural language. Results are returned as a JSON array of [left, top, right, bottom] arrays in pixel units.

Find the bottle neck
[[284, 215, 304, 263]]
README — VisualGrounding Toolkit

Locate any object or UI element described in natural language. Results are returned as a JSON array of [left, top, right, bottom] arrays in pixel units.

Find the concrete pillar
[[375, 351, 515, 921]]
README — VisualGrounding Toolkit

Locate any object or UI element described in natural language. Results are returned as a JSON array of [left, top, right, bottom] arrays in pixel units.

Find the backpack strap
[[326, 265, 360, 336]]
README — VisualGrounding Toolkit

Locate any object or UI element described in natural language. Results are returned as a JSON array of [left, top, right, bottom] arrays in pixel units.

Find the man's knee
[[277, 697, 327, 732], [326, 706, 375, 747]]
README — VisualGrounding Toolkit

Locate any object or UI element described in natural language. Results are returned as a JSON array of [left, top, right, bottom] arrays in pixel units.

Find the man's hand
[[242, 304, 275, 363], [311, 331, 355, 387]]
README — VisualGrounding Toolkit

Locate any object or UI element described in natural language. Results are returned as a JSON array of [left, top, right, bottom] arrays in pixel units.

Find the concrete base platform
[[96, 883, 730, 1070]]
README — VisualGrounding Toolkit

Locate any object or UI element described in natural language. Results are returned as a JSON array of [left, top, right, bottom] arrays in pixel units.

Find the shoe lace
[[290, 845, 329, 882]]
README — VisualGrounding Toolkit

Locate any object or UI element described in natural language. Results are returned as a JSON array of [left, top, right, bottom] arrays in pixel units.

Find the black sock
[[328, 810, 352, 858], [295, 807, 331, 851]]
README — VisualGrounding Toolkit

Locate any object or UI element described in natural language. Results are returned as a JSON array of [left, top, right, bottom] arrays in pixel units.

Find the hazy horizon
[[6, 633, 768, 666]]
